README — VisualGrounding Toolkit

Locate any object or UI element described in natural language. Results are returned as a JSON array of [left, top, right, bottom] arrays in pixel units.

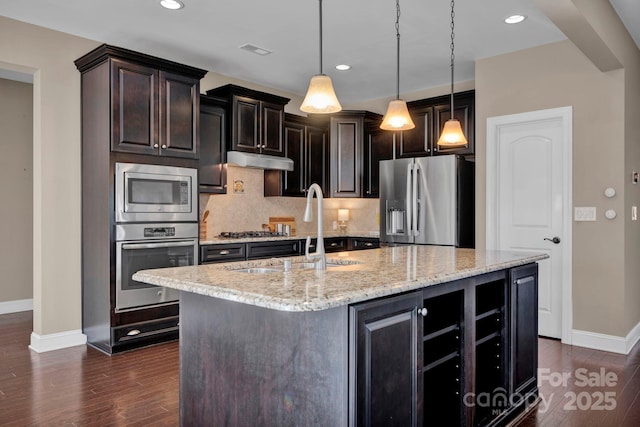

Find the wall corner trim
[[571, 323, 640, 355], [0, 298, 33, 315], [29, 329, 87, 353]]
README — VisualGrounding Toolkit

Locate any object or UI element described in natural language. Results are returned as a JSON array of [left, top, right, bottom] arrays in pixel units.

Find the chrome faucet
[[303, 183, 326, 270]]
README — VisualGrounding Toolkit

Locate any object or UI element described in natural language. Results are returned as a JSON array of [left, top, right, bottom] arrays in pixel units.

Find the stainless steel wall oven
[[115, 223, 197, 312]]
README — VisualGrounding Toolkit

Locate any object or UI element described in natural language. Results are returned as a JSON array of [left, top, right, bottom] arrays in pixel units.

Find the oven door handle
[[121, 241, 195, 250]]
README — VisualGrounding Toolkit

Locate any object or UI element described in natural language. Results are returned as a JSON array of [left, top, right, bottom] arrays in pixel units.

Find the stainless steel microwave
[[115, 162, 198, 223]]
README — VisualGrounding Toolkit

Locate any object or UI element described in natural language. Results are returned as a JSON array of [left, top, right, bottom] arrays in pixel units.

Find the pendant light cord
[[318, 0, 323, 75], [449, 0, 456, 116], [395, 0, 401, 100]]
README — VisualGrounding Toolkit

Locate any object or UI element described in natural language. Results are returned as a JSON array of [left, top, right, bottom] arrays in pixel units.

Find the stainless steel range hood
[[226, 151, 294, 171]]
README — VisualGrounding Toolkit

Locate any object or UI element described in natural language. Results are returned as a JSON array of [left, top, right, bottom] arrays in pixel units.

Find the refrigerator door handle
[[412, 162, 420, 236], [406, 162, 412, 236]]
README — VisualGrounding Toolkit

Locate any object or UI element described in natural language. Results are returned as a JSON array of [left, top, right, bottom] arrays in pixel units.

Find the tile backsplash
[[200, 166, 380, 239]]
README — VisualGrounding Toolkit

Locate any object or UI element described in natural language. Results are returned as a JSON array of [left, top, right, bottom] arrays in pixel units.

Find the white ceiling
[[1, 0, 638, 105]]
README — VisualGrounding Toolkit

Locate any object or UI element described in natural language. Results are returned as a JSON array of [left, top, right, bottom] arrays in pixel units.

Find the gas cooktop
[[218, 231, 284, 239]]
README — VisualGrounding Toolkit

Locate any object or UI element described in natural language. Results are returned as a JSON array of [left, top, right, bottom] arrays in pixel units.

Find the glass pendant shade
[[380, 99, 415, 131], [300, 74, 342, 114], [437, 119, 468, 147]]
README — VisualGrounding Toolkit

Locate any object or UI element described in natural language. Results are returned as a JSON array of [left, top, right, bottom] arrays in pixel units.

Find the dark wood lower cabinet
[[510, 264, 539, 403], [350, 291, 423, 426], [350, 266, 539, 427]]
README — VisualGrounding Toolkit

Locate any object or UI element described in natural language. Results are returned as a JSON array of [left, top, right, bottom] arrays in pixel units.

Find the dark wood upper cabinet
[[199, 95, 227, 194], [206, 84, 289, 157], [160, 71, 200, 158], [264, 113, 329, 197], [400, 90, 475, 158], [330, 115, 362, 198], [433, 92, 474, 156], [281, 118, 306, 196], [306, 123, 329, 193], [262, 101, 286, 156], [363, 123, 395, 198], [76, 44, 205, 160], [110, 59, 158, 156], [399, 109, 431, 157], [328, 111, 383, 198]]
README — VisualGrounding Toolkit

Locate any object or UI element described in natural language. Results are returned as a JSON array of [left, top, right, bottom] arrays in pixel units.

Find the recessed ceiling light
[[504, 14, 526, 24], [160, 0, 184, 10], [336, 64, 351, 71]]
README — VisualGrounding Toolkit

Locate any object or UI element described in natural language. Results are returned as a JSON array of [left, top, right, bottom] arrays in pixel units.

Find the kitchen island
[[133, 245, 547, 426]]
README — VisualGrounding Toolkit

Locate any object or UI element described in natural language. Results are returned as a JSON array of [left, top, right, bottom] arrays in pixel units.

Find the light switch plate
[[574, 206, 597, 221], [633, 206, 638, 221]]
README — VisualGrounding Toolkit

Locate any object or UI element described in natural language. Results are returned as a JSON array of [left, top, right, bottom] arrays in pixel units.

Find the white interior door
[[487, 107, 572, 341]]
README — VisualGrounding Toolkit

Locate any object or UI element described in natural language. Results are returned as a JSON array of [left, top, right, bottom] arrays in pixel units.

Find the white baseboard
[[0, 298, 33, 314], [29, 329, 87, 353], [571, 322, 640, 355]]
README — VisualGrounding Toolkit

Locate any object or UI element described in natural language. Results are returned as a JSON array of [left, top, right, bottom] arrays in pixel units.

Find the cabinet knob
[[364, 242, 373, 247], [330, 242, 338, 247], [161, 144, 167, 149], [219, 250, 230, 255], [153, 143, 159, 148], [419, 307, 428, 317]]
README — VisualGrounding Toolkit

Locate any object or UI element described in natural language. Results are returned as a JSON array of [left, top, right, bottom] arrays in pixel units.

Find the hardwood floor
[[2, 310, 640, 426], [0, 311, 179, 426], [518, 335, 640, 427]]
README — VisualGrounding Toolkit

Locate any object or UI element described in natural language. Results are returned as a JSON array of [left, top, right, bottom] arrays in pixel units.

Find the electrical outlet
[[574, 207, 596, 221], [633, 206, 638, 221]]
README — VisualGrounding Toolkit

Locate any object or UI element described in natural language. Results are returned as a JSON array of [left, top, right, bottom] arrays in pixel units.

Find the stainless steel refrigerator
[[379, 155, 474, 247]]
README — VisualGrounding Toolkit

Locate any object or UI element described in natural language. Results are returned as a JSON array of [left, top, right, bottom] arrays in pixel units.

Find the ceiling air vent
[[239, 43, 272, 56]]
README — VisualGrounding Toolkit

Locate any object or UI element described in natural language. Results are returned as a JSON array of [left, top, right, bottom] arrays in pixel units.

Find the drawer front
[[111, 315, 179, 346], [246, 240, 300, 259], [350, 237, 380, 250], [308, 237, 348, 253], [200, 244, 246, 264]]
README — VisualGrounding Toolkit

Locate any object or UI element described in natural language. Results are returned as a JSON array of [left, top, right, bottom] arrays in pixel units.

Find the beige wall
[[476, 40, 626, 336], [0, 16, 99, 334], [0, 78, 33, 303], [476, 0, 640, 339]]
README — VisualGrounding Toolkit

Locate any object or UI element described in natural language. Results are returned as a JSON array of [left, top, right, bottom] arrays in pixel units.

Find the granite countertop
[[200, 231, 380, 245], [133, 245, 548, 312]]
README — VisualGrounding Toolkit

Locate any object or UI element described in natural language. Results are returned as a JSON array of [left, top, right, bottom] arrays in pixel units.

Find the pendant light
[[437, 0, 468, 147], [380, 0, 415, 131], [300, 0, 342, 114]]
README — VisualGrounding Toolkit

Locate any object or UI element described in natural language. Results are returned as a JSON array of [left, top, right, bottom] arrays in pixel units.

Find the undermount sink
[[232, 267, 281, 274], [230, 261, 361, 273], [290, 262, 341, 270]]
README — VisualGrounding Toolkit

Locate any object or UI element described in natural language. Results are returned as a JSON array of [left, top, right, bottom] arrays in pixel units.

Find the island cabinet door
[[509, 263, 539, 402], [349, 291, 423, 426]]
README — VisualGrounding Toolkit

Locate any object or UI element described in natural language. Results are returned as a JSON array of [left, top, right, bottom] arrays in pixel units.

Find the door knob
[[544, 236, 561, 244]]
